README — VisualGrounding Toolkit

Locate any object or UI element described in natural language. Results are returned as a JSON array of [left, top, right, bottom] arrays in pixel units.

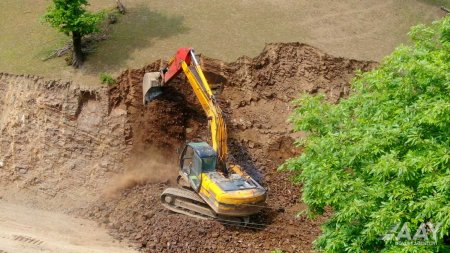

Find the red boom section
[[162, 47, 192, 84]]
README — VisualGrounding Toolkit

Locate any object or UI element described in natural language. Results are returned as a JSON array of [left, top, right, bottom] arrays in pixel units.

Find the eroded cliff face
[[0, 43, 377, 252], [0, 73, 127, 206]]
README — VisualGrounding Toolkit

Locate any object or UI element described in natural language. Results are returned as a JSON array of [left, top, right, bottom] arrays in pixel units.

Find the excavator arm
[[143, 48, 228, 172]]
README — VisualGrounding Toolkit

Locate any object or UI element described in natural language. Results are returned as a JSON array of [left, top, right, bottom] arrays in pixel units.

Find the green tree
[[282, 16, 449, 253], [43, 0, 104, 68]]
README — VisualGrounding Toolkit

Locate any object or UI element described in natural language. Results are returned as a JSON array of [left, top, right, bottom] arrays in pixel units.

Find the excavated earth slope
[[0, 43, 376, 252]]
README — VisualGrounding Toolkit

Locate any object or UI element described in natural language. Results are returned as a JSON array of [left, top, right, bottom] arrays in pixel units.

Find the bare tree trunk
[[116, 0, 126, 14], [72, 31, 83, 68], [441, 6, 450, 13]]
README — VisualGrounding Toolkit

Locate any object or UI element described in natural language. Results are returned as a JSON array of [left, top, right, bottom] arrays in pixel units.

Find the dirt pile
[[0, 43, 376, 252], [80, 43, 376, 253]]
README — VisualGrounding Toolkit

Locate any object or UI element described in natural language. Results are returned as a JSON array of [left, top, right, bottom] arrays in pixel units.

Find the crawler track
[[161, 187, 217, 220], [160, 187, 251, 227]]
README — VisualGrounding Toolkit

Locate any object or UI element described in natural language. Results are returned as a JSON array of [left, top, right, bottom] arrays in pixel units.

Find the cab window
[[202, 157, 216, 172], [192, 155, 202, 176], [181, 146, 194, 174]]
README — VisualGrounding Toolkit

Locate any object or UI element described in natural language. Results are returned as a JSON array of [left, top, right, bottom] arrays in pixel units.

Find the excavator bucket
[[142, 72, 163, 104]]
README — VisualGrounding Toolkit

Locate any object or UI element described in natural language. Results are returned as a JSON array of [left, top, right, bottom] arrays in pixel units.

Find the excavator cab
[[180, 142, 217, 192]]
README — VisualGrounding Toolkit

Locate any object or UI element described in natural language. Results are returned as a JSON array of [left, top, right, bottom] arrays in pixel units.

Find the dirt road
[[0, 201, 137, 253]]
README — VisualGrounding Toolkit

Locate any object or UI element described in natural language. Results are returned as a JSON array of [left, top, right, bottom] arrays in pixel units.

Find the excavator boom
[[144, 48, 228, 171]]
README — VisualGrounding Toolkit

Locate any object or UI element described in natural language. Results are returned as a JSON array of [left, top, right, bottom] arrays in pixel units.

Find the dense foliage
[[43, 0, 103, 67], [43, 0, 103, 36], [282, 16, 449, 252]]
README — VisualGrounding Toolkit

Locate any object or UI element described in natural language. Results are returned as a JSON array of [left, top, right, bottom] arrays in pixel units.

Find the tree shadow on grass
[[83, 5, 189, 73]]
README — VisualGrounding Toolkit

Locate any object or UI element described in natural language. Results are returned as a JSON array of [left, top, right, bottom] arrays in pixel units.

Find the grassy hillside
[[0, 0, 447, 85]]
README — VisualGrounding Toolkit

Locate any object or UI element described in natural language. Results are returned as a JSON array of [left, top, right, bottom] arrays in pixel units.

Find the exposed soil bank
[[0, 43, 376, 252]]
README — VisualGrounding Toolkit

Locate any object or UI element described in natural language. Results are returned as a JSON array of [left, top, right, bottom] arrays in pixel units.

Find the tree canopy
[[282, 16, 449, 252], [43, 0, 103, 36]]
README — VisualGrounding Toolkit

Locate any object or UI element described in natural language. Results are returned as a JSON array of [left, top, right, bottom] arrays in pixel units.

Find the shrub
[[100, 72, 115, 85]]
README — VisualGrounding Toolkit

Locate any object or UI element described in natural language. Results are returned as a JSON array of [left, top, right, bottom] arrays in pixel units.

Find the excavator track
[[161, 188, 249, 226], [160, 188, 217, 220]]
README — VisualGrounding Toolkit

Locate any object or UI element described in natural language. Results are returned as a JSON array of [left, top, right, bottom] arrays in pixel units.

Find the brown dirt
[[0, 42, 377, 252], [80, 43, 376, 253], [103, 147, 178, 199], [0, 201, 137, 253]]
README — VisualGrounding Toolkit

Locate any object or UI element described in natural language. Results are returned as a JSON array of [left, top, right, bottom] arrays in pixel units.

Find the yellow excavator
[[142, 48, 267, 221]]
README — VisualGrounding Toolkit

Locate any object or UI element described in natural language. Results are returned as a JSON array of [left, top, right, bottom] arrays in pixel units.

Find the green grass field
[[0, 0, 447, 85]]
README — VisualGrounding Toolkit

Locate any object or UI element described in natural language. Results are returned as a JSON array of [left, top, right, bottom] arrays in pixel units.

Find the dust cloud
[[104, 147, 178, 198]]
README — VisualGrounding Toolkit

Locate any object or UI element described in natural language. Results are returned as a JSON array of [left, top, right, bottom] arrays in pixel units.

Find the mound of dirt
[[79, 43, 376, 253], [0, 43, 376, 252]]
